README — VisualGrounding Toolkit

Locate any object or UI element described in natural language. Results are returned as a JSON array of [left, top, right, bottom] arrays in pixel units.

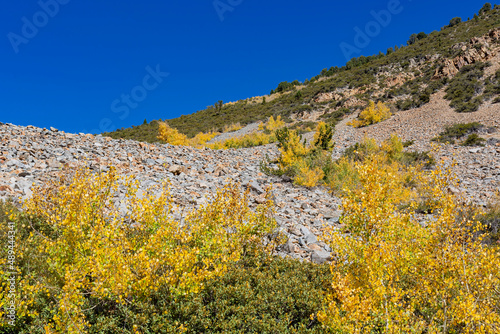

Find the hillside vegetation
[[104, 4, 500, 142]]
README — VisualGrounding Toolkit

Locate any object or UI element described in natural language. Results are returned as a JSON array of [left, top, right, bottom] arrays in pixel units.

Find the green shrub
[[288, 121, 318, 134], [454, 97, 483, 113], [480, 2, 492, 14], [462, 133, 486, 146], [166, 254, 331, 333], [292, 104, 313, 114], [444, 62, 488, 113], [480, 201, 500, 244], [432, 122, 484, 143], [81, 253, 332, 334], [402, 140, 415, 147], [400, 151, 436, 168], [448, 17, 462, 27], [393, 75, 446, 111], [482, 70, 500, 100], [320, 108, 351, 127], [342, 139, 434, 168], [275, 80, 301, 93]]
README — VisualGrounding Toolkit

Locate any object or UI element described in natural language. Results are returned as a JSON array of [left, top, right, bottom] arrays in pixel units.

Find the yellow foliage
[[312, 121, 334, 151], [258, 115, 285, 132], [11, 166, 278, 333], [158, 122, 219, 148], [273, 124, 335, 187], [278, 130, 309, 171], [222, 122, 242, 133], [325, 134, 415, 194], [189, 131, 220, 148], [158, 116, 285, 150], [208, 132, 275, 150], [348, 101, 391, 128], [325, 156, 359, 193], [294, 160, 324, 187], [320, 156, 500, 333], [157, 122, 189, 146], [381, 133, 403, 161]]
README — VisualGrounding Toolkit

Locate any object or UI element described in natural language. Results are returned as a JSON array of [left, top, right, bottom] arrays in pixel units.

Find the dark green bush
[[93, 254, 331, 333], [452, 97, 483, 113], [444, 62, 488, 113], [480, 202, 500, 244], [275, 80, 301, 93], [167, 255, 331, 334], [432, 122, 484, 143], [319, 107, 351, 127], [342, 141, 434, 168], [482, 70, 500, 100], [292, 105, 313, 114], [403, 140, 415, 147], [400, 151, 436, 167], [461, 133, 486, 146], [393, 72, 446, 111], [288, 121, 318, 135], [83, 254, 332, 334], [480, 3, 492, 14], [448, 17, 462, 28]]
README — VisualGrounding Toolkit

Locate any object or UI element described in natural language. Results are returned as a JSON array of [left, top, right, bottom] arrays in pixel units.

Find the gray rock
[[300, 225, 311, 236], [297, 225, 318, 244], [284, 240, 299, 253], [298, 237, 306, 247], [168, 165, 184, 175], [249, 181, 264, 194], [305, 233, 318, 245], [311, 250, 332, 264], [47, 159, 62, 168]]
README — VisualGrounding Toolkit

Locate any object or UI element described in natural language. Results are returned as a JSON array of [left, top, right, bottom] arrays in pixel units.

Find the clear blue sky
[[0, 0, 491, 134]]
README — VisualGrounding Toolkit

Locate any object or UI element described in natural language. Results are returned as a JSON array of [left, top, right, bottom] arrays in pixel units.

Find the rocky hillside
[[0, 123, 344, 264], [2, 5, 500, 265], [2, 80, 499, 262]]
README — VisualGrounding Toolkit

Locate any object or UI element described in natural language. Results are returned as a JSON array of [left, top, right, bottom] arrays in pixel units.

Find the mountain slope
[[103, 6, 500, 142]]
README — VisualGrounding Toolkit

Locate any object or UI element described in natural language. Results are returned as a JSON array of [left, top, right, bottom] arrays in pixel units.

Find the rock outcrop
[[434, 28, 500, 78]]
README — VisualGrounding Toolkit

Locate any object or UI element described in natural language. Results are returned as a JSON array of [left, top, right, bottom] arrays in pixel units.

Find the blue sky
[[0, 0, 491, 134]]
